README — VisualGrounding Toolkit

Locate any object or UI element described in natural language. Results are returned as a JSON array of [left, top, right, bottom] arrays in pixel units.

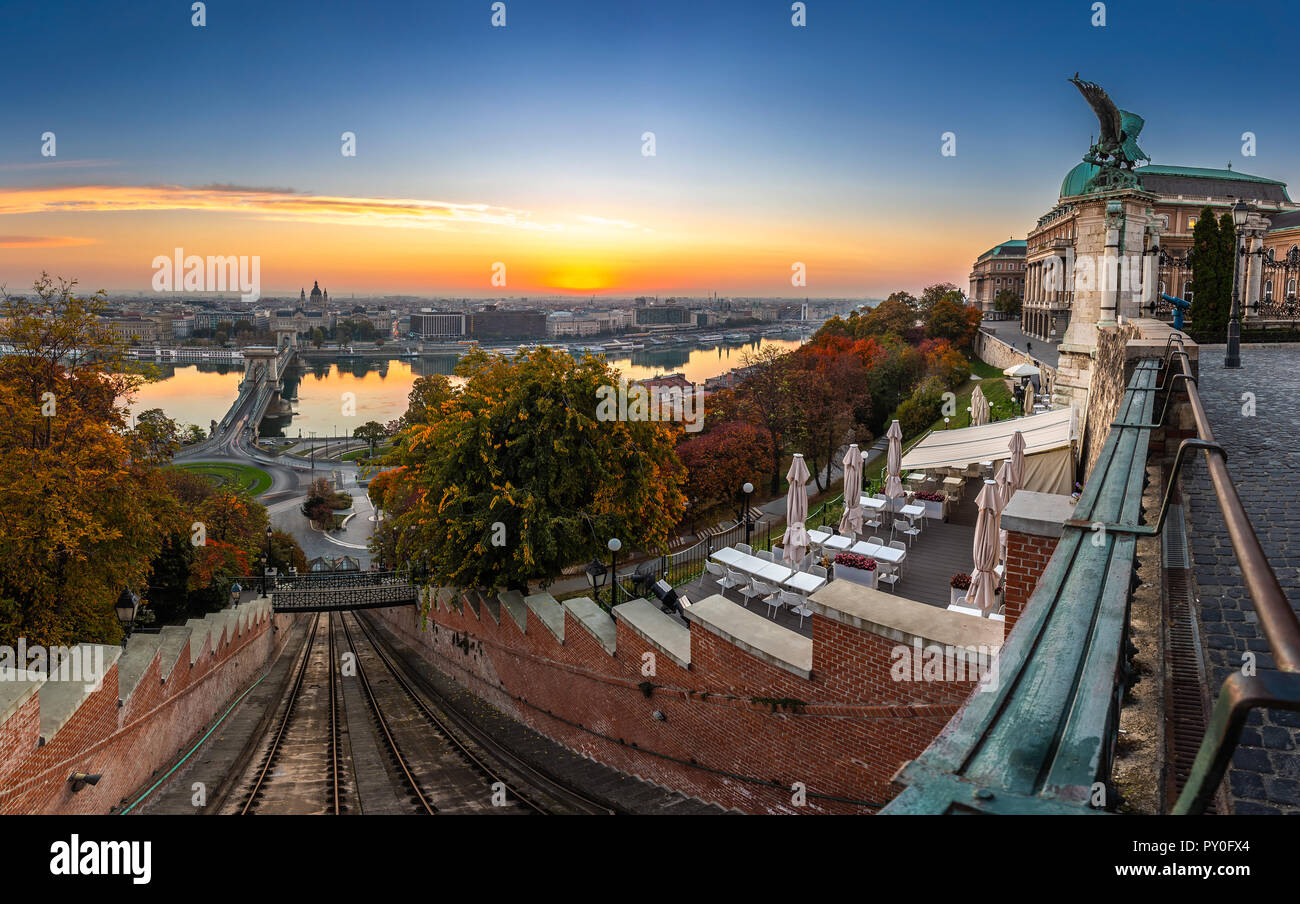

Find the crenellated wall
[[0, 599, 289, 815], [371, 582, 1002, 814]]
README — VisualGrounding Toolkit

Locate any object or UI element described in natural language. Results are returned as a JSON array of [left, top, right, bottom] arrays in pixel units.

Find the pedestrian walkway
[[981, 319, 1061, 369], [1182, 346, 1300, 814]]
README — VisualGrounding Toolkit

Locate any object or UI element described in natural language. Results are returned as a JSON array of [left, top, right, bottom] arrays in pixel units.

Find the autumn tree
[[0, 275, 183, 645], [676, 421, 772, 527], [376, 348, 686, 593], [859, 297, 917, 340], [925, 297, 983, 350], [786, 335, 875, 492], [734, 345, 796, 495]]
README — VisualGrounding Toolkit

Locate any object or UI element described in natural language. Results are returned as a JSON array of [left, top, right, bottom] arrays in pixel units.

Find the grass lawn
[[170, 462, 273, 495]]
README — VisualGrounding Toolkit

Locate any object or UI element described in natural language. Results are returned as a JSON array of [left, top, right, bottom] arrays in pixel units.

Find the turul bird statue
[[1069, 74, 1150, 171]]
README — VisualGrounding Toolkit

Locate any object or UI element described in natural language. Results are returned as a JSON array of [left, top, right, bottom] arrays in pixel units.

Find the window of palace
[[1289, 278, 1297, 298], [1265, 280, 1273, 300], [1188, 215, 1198, 230]]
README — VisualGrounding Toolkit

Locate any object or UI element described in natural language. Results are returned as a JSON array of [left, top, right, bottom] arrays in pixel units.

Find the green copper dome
[[1060, 162, 1100, 198]]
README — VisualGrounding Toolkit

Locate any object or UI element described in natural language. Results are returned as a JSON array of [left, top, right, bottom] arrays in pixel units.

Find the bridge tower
[[241, 346, 280, 388], [275, 327, 297, 349]]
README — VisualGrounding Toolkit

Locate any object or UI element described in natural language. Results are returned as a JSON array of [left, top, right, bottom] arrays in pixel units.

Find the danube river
[[127, 336, 807, 436]]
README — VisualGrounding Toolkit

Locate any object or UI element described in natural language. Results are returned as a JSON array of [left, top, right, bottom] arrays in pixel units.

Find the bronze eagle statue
[[1069, 74, 1149, 171]]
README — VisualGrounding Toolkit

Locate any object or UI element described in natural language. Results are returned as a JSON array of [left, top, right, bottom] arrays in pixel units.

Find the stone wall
[[371, 583, 1001, 814], [0, 600, 288, 814]]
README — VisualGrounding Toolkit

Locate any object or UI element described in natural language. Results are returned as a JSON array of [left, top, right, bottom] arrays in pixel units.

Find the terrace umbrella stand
[[884, 420, 906, 535]]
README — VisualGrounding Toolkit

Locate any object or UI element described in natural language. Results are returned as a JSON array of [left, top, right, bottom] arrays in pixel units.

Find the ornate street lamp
[[742, 481, 754, 546], [585, 558, 608, 605], [115, 588, 140, 648], [1226, 199, 1250, 368], [608, 538, 623, 607]]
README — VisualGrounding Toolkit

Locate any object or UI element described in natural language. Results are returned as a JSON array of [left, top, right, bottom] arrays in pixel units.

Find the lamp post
[[309, 430, 316, 472], [585, 558, 608, 606], [265, 525, 274, 593], [115, 588, 139, 648], [1225, 199, 1250, 368], [742, 481, 754, 546], [608, 538, 622, 607]]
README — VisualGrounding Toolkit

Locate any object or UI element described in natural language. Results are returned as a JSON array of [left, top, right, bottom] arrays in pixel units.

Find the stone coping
[[523, 591, 565, 643], [0, 669, 46, 725], [613, 598, 691, 669], [1002, 490, 1078, 539], [683, 594, 812, 679], [37, 645, 122, 743], [562, 596, 617, 655], [498, 590, 527, 632], [807, 581, 1003, 651]]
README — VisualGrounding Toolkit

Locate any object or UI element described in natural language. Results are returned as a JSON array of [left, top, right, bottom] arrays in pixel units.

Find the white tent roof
[[1003, 363, 1040, 378], [901, 406, 1076, 472]]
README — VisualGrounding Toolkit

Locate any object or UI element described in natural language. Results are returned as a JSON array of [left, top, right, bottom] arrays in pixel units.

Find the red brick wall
[[1003, 531, 1060, 637], [0, 608, 290, 815], [373, 594, 979, 814]]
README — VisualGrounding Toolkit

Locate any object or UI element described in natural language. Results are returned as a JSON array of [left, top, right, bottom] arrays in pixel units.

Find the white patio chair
[[900, 516, 922, 546], [736, 543, 752, 556], [877, 563, 900, 592], [756, 549, 773, 562], [781, 590, 813, 628], [809, 564, 827, 581], [764, 588, 786, 619], [722, 565, 747, 596], [867, 536, 885, 547], [705, 560, 731, 592], [739, 578, 767, 608], [772, 544, 785, 562]]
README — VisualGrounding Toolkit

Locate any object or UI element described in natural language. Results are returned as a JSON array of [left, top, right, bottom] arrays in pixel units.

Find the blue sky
[[2, 0, 1297, 295]]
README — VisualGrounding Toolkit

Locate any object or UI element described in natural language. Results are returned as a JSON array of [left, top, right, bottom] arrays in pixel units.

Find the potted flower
[[950, 572, 972, 607], [834, 552, 878, 589], [913, 490, 945, 520]]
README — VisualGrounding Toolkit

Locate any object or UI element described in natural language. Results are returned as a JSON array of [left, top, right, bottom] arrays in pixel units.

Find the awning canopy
[[1003, 363, 1040, 378], [901, 407, 1077, 488]]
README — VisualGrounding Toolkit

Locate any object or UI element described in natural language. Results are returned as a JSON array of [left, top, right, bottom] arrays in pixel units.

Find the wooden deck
[[678, 482, 983, 638]]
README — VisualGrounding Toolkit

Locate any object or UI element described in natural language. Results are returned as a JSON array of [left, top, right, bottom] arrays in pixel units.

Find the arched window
[[1264, 280, 1274, 301], [1288, 278, 1297, 299], [1185, 288, 1194, 305]]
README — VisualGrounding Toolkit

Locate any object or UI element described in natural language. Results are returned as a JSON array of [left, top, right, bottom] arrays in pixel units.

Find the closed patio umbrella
[[1007, 429, 1026, 494], [995, 460, 1014, 565], [1023, 381, 1035, 416], [969, 480, 1001, 615], [781, 454, 811, 567], [970, 386, 987, 427], [837, 443, 864, 539], [884, 420, 905, 527]]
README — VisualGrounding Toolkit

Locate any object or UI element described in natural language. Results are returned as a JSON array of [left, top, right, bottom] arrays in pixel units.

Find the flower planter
[[836, 564, 877, 589], [919, 499, 944, 520]]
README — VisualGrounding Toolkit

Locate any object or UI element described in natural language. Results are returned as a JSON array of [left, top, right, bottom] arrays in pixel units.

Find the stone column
[[1000, 491, 1077, 639], [1245, 230, 1265, 319]]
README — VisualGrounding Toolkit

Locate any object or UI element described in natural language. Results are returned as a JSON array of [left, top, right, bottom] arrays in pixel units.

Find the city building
[[467, 306, 547, 339], [968, 239, 1026, 311], [410, 310, 467, 339]]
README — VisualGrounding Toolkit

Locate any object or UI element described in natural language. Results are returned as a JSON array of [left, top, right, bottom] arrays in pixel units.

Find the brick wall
[[372, 592, 980, 814], [0, 605, 289, 815], [1003, 531, 1060, 636]]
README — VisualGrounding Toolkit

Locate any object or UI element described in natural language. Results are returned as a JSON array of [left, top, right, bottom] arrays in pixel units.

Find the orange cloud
[[0, 184, 564, 232], [0, 235, 98, 248]]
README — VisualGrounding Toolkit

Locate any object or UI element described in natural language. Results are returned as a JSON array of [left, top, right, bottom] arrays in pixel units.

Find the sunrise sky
[[3, 0, 1298, 297]]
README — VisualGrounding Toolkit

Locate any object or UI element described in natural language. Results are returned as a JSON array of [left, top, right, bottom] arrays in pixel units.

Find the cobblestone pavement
[[1183, 346, 1300, 814]]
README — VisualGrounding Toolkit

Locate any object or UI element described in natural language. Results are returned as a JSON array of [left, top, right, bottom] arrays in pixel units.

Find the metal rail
[[349, 611, 616, 815], [336, 612, 436, 814], [1155, 335, 1300, 813]]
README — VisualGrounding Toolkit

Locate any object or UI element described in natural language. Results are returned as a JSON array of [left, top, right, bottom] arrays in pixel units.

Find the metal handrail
[[1160, 335, 1300, 813]]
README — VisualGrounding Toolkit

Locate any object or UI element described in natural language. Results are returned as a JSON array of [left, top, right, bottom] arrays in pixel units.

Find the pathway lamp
[[742, 481, 754, 546], [608, 538, 623, 607], [1226, 199, 1250, 368], [585, 558, 608, 605]]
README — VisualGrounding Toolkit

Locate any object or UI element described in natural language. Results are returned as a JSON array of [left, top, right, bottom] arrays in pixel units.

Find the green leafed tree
[[374, 348, 687, 593]]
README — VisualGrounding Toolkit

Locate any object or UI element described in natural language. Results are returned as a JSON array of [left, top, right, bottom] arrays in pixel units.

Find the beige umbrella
[[837, 443, 864, 539], [1023, 381, 1035, 416], [781, 454, 811, 567], [883, 420, 906, 526], [970, 386, 987, 427], [1007, 430, 1026, 495], [969, 479, 1001, 615], [995, 460, 1014, 566]]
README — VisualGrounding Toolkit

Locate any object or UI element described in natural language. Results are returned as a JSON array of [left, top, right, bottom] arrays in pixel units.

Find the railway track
[[238, 612, 350, 814], [347, 610, 616, 815]]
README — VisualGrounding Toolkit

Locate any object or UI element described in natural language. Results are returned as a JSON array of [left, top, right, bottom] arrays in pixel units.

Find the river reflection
[[126, 336, 806, 435]]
